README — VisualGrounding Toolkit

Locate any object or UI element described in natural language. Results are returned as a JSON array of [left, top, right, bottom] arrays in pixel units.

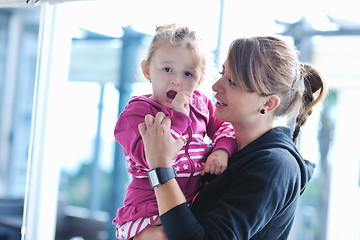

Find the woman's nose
[[212, 78, 221, 92]]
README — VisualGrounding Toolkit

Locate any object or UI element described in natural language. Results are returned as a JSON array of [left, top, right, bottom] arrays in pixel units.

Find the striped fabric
[[115, 215, 159, 239]]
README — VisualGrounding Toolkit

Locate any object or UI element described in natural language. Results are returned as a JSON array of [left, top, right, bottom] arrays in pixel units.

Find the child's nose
[[171, 75, 181, 85]]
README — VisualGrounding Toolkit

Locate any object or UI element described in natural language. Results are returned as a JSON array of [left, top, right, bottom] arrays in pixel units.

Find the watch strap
[[147, 167, 177, 188]]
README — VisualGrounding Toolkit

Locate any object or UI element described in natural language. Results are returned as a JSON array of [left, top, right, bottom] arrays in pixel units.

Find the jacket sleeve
[[160, 150, 300, 239], [203, 94, 237, 156], [114, 100, 191, 170]]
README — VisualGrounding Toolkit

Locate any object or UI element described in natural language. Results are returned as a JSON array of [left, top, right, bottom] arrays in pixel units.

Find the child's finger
[[214, 166, 221, 175], [209, 164, 216, 175], [219, 165, 226, 174], [216, 165, 226, 175], [202, 162, 211, 175]]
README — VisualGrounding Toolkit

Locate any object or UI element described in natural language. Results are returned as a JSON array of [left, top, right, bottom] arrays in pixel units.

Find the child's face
[[142, 43, 202, 108]]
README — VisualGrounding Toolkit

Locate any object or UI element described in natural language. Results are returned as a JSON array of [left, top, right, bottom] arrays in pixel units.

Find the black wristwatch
[[147, 167, 177, 188]]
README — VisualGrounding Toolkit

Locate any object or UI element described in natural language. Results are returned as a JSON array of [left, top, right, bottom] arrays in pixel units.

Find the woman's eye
[[228, 78, 236, 86], [184, 72, 192, 77], [219, 71, 224, 76], [163, 67, 172, 72]]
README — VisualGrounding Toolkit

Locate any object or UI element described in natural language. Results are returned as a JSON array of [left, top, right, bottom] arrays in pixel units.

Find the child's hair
[[227, 35, 327, 145], [145, 24, 207, 84]]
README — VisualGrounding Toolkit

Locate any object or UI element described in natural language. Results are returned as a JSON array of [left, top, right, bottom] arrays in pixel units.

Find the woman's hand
[[138, 112, 185, 169]]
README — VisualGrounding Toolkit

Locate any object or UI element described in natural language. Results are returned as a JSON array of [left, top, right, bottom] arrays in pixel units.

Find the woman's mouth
[[216, 99, 227, 106], [166, 90, 177, 99]]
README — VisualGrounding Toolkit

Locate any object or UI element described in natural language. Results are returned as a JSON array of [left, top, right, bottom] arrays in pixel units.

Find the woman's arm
[[138, 112, 186, 215], [138, 113, 205, 239]]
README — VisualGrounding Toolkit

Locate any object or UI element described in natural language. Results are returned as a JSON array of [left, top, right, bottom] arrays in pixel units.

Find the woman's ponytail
[[293, 63, 328, 145]]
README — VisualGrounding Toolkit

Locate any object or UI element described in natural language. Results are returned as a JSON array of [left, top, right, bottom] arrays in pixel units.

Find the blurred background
[[0, 0, 359, 239]]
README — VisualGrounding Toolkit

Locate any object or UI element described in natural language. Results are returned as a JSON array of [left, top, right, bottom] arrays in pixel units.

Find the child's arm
[[201, 149, 229, 176], [201, 92, 238, 158]]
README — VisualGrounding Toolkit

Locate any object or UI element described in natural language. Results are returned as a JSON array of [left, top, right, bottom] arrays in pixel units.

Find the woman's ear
[[263, 95, 280, 112], [141, 60, 151, 81]]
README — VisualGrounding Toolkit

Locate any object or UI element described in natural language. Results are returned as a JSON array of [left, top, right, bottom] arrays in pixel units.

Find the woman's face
[[212, 60, 265, 127]]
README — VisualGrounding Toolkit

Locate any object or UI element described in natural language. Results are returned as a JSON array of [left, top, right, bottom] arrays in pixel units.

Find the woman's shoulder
[[264, 147, 297, 162], [229, 147, 300, 178]]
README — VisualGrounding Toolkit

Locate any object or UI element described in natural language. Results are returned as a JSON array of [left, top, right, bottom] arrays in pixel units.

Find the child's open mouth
[[166, 90, 177, 99]]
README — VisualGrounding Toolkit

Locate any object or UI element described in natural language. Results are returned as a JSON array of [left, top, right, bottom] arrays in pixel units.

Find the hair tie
[[293, 129, 299, 139], [290, 69, 298, 90]]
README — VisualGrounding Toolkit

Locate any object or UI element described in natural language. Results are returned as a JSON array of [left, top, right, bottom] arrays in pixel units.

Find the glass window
[[0, 6, 40, 240]]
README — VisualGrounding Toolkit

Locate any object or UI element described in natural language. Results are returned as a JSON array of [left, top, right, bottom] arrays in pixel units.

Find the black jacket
[[160, 127, 315, 240]]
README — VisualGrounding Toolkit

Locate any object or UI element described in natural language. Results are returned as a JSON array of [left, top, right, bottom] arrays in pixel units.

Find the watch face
[[148, 169, 160, 187], [147, 168, 176, 188]]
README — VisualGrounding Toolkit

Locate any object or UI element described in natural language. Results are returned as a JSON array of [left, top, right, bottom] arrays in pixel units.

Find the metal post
[[88, 83, 105, 212], [214, 0, 224, 68], [107, 26, 147, 240], [275, 17, 313, 62]]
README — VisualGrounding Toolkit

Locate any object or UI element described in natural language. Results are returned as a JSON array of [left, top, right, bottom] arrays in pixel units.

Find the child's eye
[[163, 67, 172, 72], [184, 72, 192, 77]]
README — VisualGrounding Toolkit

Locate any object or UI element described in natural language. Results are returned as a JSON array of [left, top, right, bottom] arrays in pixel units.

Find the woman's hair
[[227, 35, 327, 145], [145, 24, 207, 84]]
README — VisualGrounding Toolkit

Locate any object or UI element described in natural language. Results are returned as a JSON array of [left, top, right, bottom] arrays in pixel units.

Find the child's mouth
[[166, 90, 177, 99]]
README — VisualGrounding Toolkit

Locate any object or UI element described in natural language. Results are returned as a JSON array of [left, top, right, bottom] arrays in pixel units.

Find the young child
[[112, 24, 237, 240]]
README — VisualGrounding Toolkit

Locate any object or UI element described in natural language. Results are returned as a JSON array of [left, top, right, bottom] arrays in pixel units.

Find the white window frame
[[22, 5, 73, 240]]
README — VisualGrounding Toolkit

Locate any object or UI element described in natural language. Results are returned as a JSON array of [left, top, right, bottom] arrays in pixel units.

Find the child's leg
[[115, 215, 159, 240]]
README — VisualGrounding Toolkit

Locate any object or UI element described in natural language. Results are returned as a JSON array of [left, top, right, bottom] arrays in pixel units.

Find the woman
[[136, 35, 327, 240]]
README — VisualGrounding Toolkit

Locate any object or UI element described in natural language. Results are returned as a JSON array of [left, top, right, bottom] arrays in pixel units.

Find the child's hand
[[172, 91, 191, 116], [201, 149, 229, 176]]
